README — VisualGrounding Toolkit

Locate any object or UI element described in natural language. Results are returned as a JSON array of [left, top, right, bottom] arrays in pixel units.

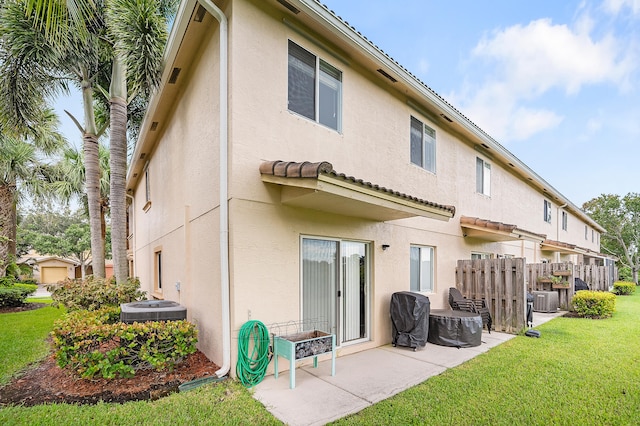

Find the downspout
[[197, 0, 230, 379]]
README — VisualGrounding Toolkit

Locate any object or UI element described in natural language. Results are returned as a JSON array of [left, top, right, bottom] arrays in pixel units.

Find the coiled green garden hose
[[236, 320, 271, 387]]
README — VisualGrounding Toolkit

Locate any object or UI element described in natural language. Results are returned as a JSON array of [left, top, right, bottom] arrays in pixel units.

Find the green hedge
[[51, 307, 198, 379], [612, 281, 636, 295], [48, 276, 146, 311], [571, 290, 616, 319], [0, 283, 37, 307]]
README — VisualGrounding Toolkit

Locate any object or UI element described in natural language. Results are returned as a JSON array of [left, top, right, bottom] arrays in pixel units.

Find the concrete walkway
[[253, 312, 562, 426]]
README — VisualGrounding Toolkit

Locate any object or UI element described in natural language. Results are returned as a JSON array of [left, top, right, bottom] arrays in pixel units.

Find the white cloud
[[451, 15, 636, 143], [602, 0, 640, 15]]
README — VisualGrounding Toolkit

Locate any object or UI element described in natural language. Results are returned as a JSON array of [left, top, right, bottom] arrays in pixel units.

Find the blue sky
[[320, 0, 640, 206], [55, 0, 639, 206]]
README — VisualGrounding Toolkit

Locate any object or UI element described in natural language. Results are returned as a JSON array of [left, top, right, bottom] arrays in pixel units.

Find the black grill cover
[[390, 291, 430, 349], [574, 277, 589, 291]]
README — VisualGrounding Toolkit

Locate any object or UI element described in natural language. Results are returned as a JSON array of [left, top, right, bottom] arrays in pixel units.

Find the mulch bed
[[0, 303, 221, 406]]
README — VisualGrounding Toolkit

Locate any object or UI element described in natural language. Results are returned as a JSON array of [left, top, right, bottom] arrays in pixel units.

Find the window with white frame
[[585, 225, 588, 240], [471, 252, 491, 260], [288, 40, 342, 131], [562, 211, 568, 231], [154, 249, 162, 295], [544, 200, 552, 223], [410, 116, 436, 173], [476, 157, 491, 196], [592, 229, 595, 242], [410, 245, 434, 293]]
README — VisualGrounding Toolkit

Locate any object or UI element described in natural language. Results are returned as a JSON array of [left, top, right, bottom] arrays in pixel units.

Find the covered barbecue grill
[[390, 291, 430, 351]]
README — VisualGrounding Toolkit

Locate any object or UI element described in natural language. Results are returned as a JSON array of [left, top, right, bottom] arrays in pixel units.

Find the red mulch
[[0, 304, 221, 406]]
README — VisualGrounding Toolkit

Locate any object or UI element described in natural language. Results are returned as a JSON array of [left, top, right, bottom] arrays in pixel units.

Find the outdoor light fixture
[[382, 244, 390, 250]]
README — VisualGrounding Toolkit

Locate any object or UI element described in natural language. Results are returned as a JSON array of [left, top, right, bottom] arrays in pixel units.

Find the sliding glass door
[[302, 237, 369, 345]]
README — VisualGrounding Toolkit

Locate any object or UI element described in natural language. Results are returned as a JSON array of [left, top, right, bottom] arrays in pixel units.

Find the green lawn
[[334, 290, 640, 425], [0, 298, 63, 385], [1, 292, 639, 425]]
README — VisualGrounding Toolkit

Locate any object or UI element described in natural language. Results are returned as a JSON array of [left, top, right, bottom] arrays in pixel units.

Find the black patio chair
[[448, 287, 492, 333]]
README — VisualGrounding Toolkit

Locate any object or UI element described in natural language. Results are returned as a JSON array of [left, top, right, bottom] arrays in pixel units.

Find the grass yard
[[1, 292, 639, 425], [334, 290, 640, 425], [0, 298, 63, 385]]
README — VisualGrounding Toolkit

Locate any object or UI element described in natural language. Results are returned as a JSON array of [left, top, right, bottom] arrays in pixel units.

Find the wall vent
[[139, 153, 146, 160], [168, 67, 181, 84], [377, 69, 397, 83], [277, 0, 300, 14], [439, 113, 453, 123], [150, 122, 158, 131], [193, 5, 207, 22]]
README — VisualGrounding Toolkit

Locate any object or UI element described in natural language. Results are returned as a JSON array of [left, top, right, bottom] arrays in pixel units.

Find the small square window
[[476, 158, 491, 196]]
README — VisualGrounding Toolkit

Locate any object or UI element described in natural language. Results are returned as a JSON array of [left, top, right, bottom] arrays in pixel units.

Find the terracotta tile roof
[[542, 239, 577, 250], [461, 216, 547, 241], [260, 160, 456, 216]]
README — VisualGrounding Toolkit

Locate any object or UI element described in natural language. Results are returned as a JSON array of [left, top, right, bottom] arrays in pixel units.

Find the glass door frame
[[300, 235, 371, 347]]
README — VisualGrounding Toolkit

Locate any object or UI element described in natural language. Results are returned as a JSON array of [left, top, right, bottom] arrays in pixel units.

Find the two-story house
[[125, 0, 606, 377]]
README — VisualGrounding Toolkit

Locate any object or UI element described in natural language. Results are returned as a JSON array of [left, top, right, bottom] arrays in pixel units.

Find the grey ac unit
[[532, 291, 559, 313], [120, 300, 187, 323]]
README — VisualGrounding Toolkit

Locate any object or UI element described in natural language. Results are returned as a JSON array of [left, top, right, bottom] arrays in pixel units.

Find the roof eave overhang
[[261, 174, 454, 222], [462, 224, 546, 243], [540, 241, 586, 255]]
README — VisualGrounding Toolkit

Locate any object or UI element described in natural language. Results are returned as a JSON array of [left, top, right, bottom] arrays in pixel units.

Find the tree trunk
[[81, 67, 105, 278], [0, 184, 15, 277], [84, 133, 105, 278], [109, 57, 129, 284]]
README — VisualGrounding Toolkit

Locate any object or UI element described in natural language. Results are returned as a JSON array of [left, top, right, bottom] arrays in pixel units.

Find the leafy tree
[[583, 193, 640, 284], [19, 207, 110, 279], [0, 109, 65, 277], [0, 0, 109, 277]]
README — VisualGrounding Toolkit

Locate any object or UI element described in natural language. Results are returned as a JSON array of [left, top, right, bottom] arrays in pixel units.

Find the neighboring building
[[18, 254, 78, 284], [125, 0, 607, 375]]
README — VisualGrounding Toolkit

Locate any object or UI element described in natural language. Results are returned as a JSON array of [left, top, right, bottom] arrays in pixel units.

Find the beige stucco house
[[126, 0, 607, 377]]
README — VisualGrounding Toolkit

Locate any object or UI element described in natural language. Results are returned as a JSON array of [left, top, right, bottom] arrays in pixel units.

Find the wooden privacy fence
[[455, 260, 618, 334], [455, 258, 526, 334], [527, 263, 616, 309]]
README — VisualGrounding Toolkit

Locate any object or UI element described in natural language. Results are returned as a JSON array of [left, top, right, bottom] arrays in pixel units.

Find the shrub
[[0, 282, 37, 307], [48, 276, 146, 311], [571, 290, 616, 319], [51, 307, 198, 379], [612, 281, 635, 295]]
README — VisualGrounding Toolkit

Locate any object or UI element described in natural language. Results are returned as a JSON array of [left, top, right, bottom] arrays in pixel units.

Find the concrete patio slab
[[252, 310, 564, 425]]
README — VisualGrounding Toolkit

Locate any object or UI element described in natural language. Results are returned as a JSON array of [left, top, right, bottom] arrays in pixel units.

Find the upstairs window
[[410, 116, 436, 173], [585, 225, 588, 240], [476, 158, 491, 196], [288, 40, 342, 131], [561, 211, 568, 231], [544, 200, 552, 223]]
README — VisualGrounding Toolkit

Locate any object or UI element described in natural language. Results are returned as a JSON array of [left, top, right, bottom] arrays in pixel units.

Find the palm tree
[[0, 108, 65, 277], [0, 0, 111, 278], [106, 0, 176, 283], [53, 143, 110, 263], [20, 0, 178, 283]]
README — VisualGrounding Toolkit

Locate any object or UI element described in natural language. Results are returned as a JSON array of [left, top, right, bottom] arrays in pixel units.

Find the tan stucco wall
[[131, 0, 604, 371]]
